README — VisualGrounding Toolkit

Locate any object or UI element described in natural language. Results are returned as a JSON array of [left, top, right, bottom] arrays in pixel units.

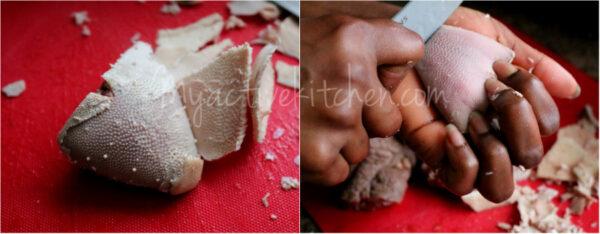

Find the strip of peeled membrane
[[464, 186, 583, 232], [461, 188, 520, 212], [275, 61, 299, 89], [160, 2, 181, 15], [155, 39, 234, 82], [461, 165, 531, 212], [58, 42, 202, 195], [178, 44, 252, 160], [225, 15, 246, 30], [511, 186, 582, 232], [251, 44, 277, 143], [71, 11, 89, 26], [415, 25, 515, 132], [156, 13, 224, 52], [537, 113, 598, 182], [341, 137, 416, 211], [253, 17, 299, 59], [2, 79, 26, 97], [154, 47, 188, 67], [227, 1, 280, 21], [512, 165, 532, 182]]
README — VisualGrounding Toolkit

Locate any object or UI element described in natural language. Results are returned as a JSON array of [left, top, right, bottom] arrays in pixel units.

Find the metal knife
[[391, 0, 463, 42], [272, 1, 300, 18]]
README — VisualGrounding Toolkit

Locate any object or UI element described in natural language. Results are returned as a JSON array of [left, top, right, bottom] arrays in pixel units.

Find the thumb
[[378, 63, 415, 92], [366, 18, 424, 92]]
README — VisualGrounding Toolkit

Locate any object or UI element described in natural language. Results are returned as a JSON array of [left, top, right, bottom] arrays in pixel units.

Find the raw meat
[[415, 25, 515, 132], [178, 44, 252, 160], [58, 42, 203, 195], [341, 137, 416, 211]]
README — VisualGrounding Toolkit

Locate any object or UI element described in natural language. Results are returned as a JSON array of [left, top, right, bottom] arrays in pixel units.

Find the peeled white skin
[[178, 44, 252, 161], [415, 25, 515, 133], [251, 44, 277, 143]]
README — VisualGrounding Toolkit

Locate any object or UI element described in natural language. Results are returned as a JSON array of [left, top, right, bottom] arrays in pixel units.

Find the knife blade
[[391, 0, 463, 42], [272, 1, 300, 18]]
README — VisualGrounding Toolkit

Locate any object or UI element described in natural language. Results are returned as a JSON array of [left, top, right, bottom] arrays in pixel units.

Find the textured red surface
[[302, 20, 599, 233], [1, 1, 299, 232]]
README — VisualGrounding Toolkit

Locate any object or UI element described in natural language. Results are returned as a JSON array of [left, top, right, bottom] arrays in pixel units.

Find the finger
[[392, 69, 439, 134], [392, 69, 445, 168], [405, 121, 447, 169], [439, 124, 479, 196], [367, 18, 424, 92], [300, 127, 346, 176], [301, 154, 350, 186], [485, 79, 544, 168], [493, 20, 580, 99], [378, 63, 415, 92], [468, 111, 514, 203], [493, 61, 559, 136], [362, 79, 403, 138], [340, 126, 370, 164], [366, 18, 425, 66]]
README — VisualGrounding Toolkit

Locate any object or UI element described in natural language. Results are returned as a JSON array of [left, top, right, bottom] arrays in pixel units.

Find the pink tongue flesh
[[415, 25, 515, 133]]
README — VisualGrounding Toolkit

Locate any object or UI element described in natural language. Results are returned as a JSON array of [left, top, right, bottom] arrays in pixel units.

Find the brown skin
[[301, 2, 570, 202], [300, 14, 425, 186], [485, 73, 544, 168], [468, 111, 514, 203], [495, 62, 560, 136], [301, 1, 580, 99]]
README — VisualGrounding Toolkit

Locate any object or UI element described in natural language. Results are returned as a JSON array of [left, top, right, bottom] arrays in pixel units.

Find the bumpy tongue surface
[[415, 25, 515, 132], [58, 42, 202, 194]]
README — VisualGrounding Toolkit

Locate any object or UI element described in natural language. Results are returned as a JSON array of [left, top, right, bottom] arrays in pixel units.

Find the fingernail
[[568, 85, 581, 99], [446, 124, 465, 147], [484, 79, 507, 101], [493, 61, 518, 80], [469, 111, 489, 135]]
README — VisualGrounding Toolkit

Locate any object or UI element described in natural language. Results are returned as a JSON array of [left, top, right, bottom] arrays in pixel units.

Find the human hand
[[300, 14, 424, 186], [394, 60, 559, 202], [393, 6, 570, 202], [444, 7, 579, 99], [301, 2, 580, 99]]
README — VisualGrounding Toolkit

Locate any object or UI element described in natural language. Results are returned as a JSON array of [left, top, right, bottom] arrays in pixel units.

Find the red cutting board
[[302, 19, 599, 233], [1, 1, 299, 232]]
